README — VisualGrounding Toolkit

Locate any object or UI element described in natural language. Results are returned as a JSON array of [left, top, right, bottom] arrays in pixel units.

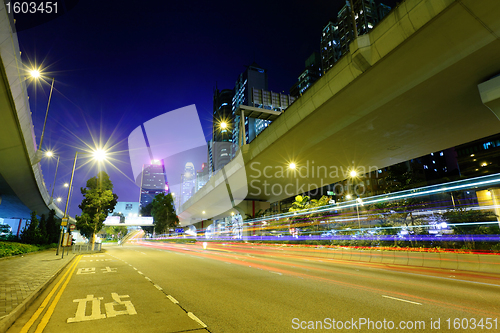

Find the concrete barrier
[[381, 251, 395, 265], [422, 252, 442, 269], [407, 252, 424, 267], [457, 254, 480, 272], [393, 251, 408, 266], [439, 252, 458, 271], [478, 255, 500, 274]]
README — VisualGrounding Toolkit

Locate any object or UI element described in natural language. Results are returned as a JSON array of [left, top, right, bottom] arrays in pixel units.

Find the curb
[[0, 253, 77, 333]]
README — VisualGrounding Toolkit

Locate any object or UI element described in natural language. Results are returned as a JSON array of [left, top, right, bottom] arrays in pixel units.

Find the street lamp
[[45, 151, 60, 204], [30, 69, 55, 165], [58, 149, 108, 257], [355, 197, 363, 229]]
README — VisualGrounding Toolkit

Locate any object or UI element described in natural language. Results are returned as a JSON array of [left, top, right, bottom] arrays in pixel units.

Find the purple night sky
[[16, 0, 398, 216]]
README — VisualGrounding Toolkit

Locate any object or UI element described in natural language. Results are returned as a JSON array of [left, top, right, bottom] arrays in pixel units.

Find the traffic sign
[[61, 218, 68, 226], [69, 224, 76, 231], [327, 191, 334, 196], [329, 200, 335, 204]]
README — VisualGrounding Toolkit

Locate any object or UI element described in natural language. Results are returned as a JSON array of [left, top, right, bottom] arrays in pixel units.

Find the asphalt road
[[10, 241, 500, 332]]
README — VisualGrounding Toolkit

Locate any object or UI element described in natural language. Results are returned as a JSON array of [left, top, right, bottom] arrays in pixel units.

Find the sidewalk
[[0, 248, 75, 333]]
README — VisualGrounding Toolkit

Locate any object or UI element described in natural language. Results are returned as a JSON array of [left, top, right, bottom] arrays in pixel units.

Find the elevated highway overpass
[[0, 5, 65, 220], [179, 0, 500, 226]]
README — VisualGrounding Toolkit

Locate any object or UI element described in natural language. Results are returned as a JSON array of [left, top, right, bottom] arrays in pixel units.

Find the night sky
[[16, 0, 398, 216]]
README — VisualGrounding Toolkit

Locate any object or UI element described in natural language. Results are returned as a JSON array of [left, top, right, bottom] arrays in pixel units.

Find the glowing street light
[[45, 151, 60, 205], [289, 162, 296, 170], [220, 122, 227, 129]]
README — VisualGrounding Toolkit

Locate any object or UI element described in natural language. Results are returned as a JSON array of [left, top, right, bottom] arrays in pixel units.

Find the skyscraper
[[291, 52, 323, 97], [321, 21, 341, 72], [211, 88, 234, 173], [232, 63, 268, 153], [321, 0, 391, 71], [336, 0, 391, 56], [139, 160, 167, 209], [180, 162, 196, 206]]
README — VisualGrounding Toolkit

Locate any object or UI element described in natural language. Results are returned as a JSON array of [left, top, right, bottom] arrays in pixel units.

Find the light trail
[[137, 241, 500, 318]]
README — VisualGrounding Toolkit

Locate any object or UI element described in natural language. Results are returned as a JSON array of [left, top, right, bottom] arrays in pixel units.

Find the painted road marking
[[101, 266, 117, 273], [154, 284, 163, 291], [20, 256, 81, 333], [188, 312, 207, 327], [77, 267, 95, 275], [67, 293, 137, 323], [167, 295, 179, 304], [33, 256, 82, 332], [382, 295, 422, 305]]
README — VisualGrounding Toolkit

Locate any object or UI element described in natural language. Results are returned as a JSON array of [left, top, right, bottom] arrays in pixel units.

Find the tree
[[46, 210, 61, 244], [20, 211, 44, 244], [75, 171, 118, 246], [140, 202, 153, 217], [151, 193, 179, 235], [112, 212, 126, 224]]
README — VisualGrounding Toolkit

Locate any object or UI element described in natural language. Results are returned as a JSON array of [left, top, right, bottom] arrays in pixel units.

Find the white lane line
[[271, 272, 282, 275], [167, 295, 179, 304], [133, 267, 137, 270], [154, 284, 163, 291], [382, 295, 422, 305], [188, 312, 207, 328], [138, 271, 144, 275], [145, 277, 151, 281]]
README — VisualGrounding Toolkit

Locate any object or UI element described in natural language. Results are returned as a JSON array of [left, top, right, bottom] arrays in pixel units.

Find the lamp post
[[45, 151, 60, 204], [57, 149, 107, 257], [355, 198, 363, 229], [30, 70, 55, 165]]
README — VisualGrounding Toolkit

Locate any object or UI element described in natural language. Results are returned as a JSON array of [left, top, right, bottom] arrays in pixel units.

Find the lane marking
[[34, 256, 82, 332], [188, 312, 207, 328], [145, 277, 151, 281], [167, 295, 179, 304], [20, 257, 81, 333], [154, 284, 163, 291], [382, 295, 422, 305], [271, 272, 283, 275], [137, 271, 143, 275]]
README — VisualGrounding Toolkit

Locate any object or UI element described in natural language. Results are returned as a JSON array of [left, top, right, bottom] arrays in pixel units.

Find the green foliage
[[443, 208, 498, 234], [76, 171, 118, 240], [112, 212, 126, 224], [103, 225, 128, 239], [140, 202, 153, 217], [20, 211, 44, 245], [151, 193, 179, 234], [0, 241, 41, 257], [45, 210, 61, 244]]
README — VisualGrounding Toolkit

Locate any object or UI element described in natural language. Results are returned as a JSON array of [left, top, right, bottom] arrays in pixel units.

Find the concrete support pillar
[[488, 188, 500, 227]]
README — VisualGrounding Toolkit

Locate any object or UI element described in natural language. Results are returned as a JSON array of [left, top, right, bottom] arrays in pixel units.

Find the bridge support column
[[478, 75, 500, 121]]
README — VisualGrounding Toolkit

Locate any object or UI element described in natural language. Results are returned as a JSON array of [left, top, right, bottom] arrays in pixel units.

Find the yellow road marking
[[35, 255, 82, 332], [20, 256, 81, 333]]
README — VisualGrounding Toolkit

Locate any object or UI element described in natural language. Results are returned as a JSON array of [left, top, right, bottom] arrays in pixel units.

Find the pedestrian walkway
[[0, 248, 75, 333]]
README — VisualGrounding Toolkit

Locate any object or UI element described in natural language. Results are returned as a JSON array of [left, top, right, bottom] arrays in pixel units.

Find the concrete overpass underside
[[179, 0, 500, 225], [0, 6, 63, 219]]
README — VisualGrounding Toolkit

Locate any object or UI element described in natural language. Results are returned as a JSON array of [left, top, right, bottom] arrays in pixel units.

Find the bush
[[0, 241, 40, 258]]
